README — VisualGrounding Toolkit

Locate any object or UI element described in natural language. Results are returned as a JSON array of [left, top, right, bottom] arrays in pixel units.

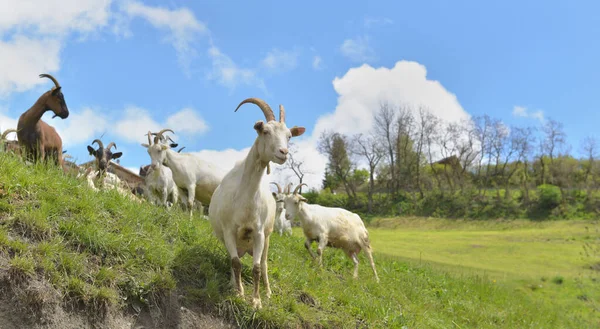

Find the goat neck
[[18, 93, 50, 128], [239, 141, 269, 200]]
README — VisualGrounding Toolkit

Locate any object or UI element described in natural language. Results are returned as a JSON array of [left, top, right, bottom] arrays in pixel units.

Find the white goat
[[208, 98, 306, 309], [270, 182, 292, 236], [142, 128, 226, 218], [78, 167, 142, 203], [141, 132, 179, 208], [284, 183, 380, 282]]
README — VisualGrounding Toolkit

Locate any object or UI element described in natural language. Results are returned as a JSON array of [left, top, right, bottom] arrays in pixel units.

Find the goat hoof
[[266, 289, 272, 299], [252, 298, 262, 309]]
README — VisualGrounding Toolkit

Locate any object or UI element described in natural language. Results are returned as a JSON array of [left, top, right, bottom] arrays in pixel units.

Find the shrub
[[537, 184, 562, 209]]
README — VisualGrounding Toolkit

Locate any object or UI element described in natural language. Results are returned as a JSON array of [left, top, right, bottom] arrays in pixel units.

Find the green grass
[[0, 152, 597, 328]]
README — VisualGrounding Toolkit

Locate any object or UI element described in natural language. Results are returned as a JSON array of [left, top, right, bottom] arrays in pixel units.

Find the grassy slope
[[0, 152, 595, 328]]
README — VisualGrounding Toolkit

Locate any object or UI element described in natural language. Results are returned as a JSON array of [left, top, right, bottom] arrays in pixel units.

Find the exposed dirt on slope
[[0, 255, 235, 329]]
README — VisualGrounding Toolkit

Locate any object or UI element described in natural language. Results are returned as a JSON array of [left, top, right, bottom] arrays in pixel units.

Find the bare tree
[[415, 106, 440, 196], [352, 133, 384, 212], [276, 142, 312, 193], [581, 136, 599, 191], [374, 101, 397, 195], [541, 118, 567, 185]]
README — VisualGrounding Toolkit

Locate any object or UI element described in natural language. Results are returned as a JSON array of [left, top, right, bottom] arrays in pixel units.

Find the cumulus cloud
[[114, 106, 209, 144], [119, 0, 207, 71], [0, 0, 110, 96], [340, 36, 376, 63], [52, 108, 109, 147], [261, 48, 299, 73], [192, 60, 469, 191], [512, 105, 544, 122], [165, 108, 209, 135]]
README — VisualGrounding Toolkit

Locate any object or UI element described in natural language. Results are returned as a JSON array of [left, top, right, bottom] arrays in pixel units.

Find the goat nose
[[279, 148, 288, 155]]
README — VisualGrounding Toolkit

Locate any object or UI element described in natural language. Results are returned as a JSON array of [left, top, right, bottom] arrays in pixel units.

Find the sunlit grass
[[0, 152, 597, 328]]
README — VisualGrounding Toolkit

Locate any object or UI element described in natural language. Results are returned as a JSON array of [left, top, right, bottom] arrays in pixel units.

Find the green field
[[0, 152, 598, 328]]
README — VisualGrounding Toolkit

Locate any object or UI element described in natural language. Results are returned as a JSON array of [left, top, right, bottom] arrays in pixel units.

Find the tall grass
[[0, 153, 593, 328]]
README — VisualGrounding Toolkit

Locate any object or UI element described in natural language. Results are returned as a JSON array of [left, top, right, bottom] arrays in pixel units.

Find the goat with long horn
[[17, 73, 69, 169]]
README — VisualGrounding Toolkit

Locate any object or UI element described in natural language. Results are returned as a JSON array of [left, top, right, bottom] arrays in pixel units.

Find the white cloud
[[512, 105, 544, 122], [120, 0, 207, 71], [207, 45, 266, 92], [312, 55, 323, 70], [188, 60, 470, 191], [261, 48, 299, 73], [165, 107, 209, 135], [0, 0, 110, 97], [0, 108, 18, 141], [0, 0, 111, 36], [340, 36, 376, 63], [114, 106, 209, 144], [0, 36, 62, 96], [53, 107, 109, 147]]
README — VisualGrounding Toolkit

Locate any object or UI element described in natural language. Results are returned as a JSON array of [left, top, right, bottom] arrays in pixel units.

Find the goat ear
[[272, 192, 277, 198], [299, 196, 307, 202], [290, 126, 306, 137], [170, 143, 178, 148], [253, 121, 265, 133], [111, 152, 123, 159], [87, 146, 95, 156], [141, 143, 149, 148]]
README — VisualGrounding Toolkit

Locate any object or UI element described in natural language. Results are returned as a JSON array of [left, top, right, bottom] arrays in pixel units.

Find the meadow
[[0, 152, 598, 328]]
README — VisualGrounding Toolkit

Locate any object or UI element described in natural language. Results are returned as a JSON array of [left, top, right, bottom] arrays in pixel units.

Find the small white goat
[[270, 182, 292, 236], [78, 167, 142, 203], [284, 183, 379, 282], [142, 129, 226, 218], [141, 132, 179, 208], [208, 98, 305, 309]]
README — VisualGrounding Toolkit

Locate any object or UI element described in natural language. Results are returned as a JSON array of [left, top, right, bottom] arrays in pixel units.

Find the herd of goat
[[0, 74, 380, 309]]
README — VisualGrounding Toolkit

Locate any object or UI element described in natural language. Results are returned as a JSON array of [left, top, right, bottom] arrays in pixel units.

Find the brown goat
[[1, 129, 20, 155], [87, 139, 122, 174], [17, 74, 69, 168]]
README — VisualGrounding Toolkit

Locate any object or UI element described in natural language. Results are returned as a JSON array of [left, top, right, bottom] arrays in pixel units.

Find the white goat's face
[[143, 143, 168, 168], [254, 120, 303, 165], [283, 193, 306, 221]]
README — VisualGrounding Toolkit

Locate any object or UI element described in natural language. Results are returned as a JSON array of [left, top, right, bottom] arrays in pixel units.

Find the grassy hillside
[[0, 152, 595, 328]]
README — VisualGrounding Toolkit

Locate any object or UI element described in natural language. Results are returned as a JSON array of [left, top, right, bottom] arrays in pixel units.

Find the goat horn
[[156, 128, 175, 141], [1, 129, 17, 140], [106, 142, 117, 150], [92, 139, 104, 149], [285, 182, 293, 194], [177, 146, 186, 153], [279, 104, 285, 123], [146, 131, 153, 145], [270, 182, 282, 193], [293, 183, 308, 194], [39, 73, 61, 89], [234, 98, 275, 122]]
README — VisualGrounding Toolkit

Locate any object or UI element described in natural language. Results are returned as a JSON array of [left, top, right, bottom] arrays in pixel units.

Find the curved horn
[[39, 73, 61, 89], [285, 182, 293, 194], [279, 104, 285, 123], [146, 131, 152, 145], [293, 183, 308, 195], [177, 146, 186, 153], [234, 98, 275, 122], [270, 182, 282, 194], [1, 129, 17, 140], [92, 139, 104, 149], [156, 128, 175, 141], [106, 142, 117, 151]]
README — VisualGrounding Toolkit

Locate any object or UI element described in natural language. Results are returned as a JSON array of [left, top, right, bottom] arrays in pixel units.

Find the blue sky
[[1, 0, 599, 188]]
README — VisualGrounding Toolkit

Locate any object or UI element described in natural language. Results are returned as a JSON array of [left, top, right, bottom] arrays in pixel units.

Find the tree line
[[281, 102, 599, 220]]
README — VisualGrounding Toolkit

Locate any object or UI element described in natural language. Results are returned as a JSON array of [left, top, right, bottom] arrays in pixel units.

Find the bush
[[537, 184, 562, 209]]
